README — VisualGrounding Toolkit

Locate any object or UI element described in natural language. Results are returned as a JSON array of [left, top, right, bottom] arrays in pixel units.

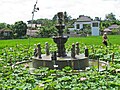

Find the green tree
[[100, 19, 120, 31], [13, 21, 27, 38], [64, 11, 72, 24], [63, 11, 72, 34], [36, 19, 57, 37], [52, 14, 57, 23], [0, 23, 7, 29], [105, 13, 116, 21], [37, 26, 57, 37]]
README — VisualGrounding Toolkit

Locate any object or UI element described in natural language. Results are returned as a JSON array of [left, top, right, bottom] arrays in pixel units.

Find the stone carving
[[85, 47, 89, 57], [71, 43, 75, 58], [76, 42, 80, 55], [37, 43, 42, 58], [34, 44, 38, 57], [45, 42, 50, 56], [51, 51, 57, 61]]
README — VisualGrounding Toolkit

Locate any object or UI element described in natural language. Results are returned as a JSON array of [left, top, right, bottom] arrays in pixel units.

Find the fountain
[[32, 12, 89, 70]]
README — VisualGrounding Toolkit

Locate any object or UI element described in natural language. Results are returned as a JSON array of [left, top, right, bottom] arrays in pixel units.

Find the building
[[27, 20, 42, 29], [73, 15, 100, 36], [108, 24, 119, 30], [103, 24, 120, 34], [0, 30, 13, 39], [26, 29, 39, 37]]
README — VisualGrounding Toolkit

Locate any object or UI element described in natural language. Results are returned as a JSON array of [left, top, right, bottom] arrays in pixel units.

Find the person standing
[[102, 32, 108, 46]]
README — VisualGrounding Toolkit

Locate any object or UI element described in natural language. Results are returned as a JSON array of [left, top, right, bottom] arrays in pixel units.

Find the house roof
[[0, 29, 13, 32], [104, 28, 112, 32], [76, 15, 92, 22], [108, 24, 120, 29]]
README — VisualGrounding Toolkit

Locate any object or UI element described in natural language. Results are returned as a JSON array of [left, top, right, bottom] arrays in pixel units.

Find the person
[[102, 32, 108, 46]]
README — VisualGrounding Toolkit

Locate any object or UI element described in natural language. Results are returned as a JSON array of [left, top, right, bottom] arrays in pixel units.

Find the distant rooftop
[[104, 28, 112, 32], [108, 24, 120, 29], [76, 15, 92, 22], [0, 29, 13, 32]]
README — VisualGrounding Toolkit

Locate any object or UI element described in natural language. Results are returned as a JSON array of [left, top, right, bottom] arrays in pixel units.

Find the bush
[[111, 29, 118, 35]]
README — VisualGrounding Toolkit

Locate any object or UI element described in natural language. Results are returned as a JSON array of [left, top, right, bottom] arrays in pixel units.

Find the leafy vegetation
[[0, 21, 27, 39], [13, 21, 27, 38], [0, 35, 120, 50], [0, 35, 120, 89]]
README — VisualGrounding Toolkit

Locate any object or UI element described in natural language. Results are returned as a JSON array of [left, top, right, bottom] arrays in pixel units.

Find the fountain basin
[[53, 36, 69, 57], [32, 54, 89, 70], [11, 58, 108, 76]]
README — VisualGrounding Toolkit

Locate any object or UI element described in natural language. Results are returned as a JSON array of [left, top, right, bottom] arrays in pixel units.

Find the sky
[[0, 0, 120, 24]]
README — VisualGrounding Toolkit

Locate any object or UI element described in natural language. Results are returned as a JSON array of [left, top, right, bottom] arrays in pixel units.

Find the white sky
[[0, 0, 120, 24]]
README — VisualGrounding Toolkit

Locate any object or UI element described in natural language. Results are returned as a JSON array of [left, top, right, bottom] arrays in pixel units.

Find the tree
[[27, 18, 58, 37], [100, 19, 120, 31], [64, 11, 72, 24], [94, 17, 101, 21], [37, 26, 57, 37], [13, 21, 27, 38], [105, 13, 116, 21], [0, 23, 7, 29], [52, 14, 57, 23]]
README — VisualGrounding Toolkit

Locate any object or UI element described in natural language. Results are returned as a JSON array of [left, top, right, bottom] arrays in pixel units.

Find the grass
[[0, 35, 120, 50]]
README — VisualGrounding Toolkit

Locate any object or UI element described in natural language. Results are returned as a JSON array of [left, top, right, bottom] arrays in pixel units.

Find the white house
[[27, 23, 41, 28], [73, 15, 100, 36]]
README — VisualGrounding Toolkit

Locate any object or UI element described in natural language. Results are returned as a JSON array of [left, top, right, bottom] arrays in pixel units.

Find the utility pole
[[29, 0, 39, 47], [31, 0, 39, 29]]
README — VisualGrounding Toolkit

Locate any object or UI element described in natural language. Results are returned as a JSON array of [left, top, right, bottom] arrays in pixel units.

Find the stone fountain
[[32, 12, 89, 70]]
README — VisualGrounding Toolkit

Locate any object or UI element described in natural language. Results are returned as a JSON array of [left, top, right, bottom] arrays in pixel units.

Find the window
[[3, 32, 8, 36], [76, 24, 80, 29], [92, 22, 98, 27]]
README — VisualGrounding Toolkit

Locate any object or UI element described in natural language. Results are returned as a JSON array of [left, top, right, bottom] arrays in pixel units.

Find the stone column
[[76, 42, 80, 55], [37, 43, 42, 58], [34, 44, 37, 57], [85, 47, 89, 57], [71, 43, 75, 58], [51, 51, 57, 61], [45, 42, 50, 56]]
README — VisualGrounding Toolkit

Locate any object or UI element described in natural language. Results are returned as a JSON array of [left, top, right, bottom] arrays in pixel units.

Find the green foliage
[[62, 66, 72, 73], [0, 23, 13, 39], [0, 35, 120, 89], [35, 19, 58, 37], [37, 26, 57, 37], [111, 29, 118, 35], [64, 11, 72, 24], [13, 21, 27, 38], [105, 13, 116, 21], [0, 23, 7, 29], [1, 35, 120, 53]]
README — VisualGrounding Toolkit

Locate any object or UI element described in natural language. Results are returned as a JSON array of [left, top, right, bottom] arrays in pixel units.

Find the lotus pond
[[0, 38, 120, 89]]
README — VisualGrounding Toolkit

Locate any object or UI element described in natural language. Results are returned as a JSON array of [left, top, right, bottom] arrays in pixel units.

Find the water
[[89, 60, 107, 71]]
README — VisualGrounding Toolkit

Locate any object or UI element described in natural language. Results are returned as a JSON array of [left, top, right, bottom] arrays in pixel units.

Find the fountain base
[[32, 54, 89, 70]]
